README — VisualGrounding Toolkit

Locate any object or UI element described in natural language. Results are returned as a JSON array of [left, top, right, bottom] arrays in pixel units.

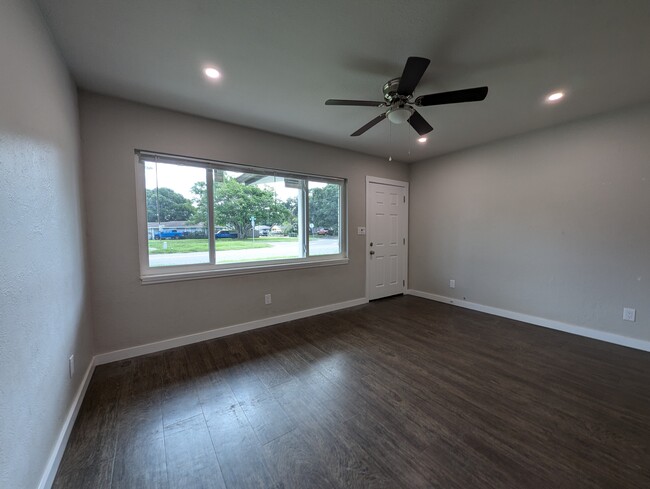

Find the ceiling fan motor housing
[[383, 77, 406, 103]]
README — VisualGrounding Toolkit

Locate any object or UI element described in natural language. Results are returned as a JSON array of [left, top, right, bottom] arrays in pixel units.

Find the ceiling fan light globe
[[387, 107, 411, 124]]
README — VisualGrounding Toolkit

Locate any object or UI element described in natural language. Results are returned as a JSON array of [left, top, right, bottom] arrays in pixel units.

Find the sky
[[144, 161, 205, 198], [144, 161, 323, 202]]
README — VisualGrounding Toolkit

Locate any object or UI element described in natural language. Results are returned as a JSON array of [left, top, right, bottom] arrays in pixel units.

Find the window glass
[[145, 161, 209, 267], [308, 181, 341, 256], [212, 171, 302, 264]]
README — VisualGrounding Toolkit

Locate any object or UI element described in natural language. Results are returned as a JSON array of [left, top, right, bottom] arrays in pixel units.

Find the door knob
[[369, 250, 375, 255]]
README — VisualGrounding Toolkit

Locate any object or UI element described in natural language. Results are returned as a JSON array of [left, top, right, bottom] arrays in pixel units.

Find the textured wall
[[79, 92, 408, 353], [0, 1, 93, 487], [409, 103, 650, 342]]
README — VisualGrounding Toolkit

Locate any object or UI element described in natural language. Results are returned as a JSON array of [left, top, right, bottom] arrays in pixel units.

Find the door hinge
[[403, 238, 405, 245], [403, 196, 406, 203], [403, 280, 405, 286]]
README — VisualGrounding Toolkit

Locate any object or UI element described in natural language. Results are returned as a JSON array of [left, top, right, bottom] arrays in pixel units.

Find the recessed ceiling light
[[204, 67, 221, 79], [418, 137, 427, 143], [546, 91, 564, 103]]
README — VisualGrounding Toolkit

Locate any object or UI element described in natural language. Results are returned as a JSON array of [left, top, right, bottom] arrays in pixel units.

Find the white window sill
[[140, 257, 349, 284]]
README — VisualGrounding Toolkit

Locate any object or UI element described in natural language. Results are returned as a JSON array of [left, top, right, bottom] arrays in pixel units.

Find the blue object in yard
[[154, 229, 187, 240], [215, 230, 238, 239]]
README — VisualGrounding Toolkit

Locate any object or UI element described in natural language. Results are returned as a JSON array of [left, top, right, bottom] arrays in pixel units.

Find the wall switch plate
[[265, 294, 272, 305], [449, 279, 456, 289], [69, 355, 75, 378], [357, 227, 366, 235], [623, 307, 636, 322]]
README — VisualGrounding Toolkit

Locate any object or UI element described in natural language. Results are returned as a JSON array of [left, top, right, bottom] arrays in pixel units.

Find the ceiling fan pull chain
[[388, 118, 392, 161]]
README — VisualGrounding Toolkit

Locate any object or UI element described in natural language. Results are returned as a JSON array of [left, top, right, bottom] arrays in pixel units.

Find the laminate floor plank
[[238, 389, 297, 445], [343, 407, 470, 489], [160, 348, 203, 428], [164, 414, 226, 489], [53, 360, 131, 486], [51, 457, 114, 489], [53, 295, 650, 489], [183, 339, 276, 489], [274, 316, 370, 383], [203, 393, 275, 489], [112, 355, 168, 489], [111, 430, 167, 489], [270, 378, 398, 489], [240, 331, 295, 388], [262, 429, 339, 489], [219, 335, 297, 445]]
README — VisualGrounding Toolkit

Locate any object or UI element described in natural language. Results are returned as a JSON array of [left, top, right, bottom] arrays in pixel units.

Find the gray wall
[[79, 92, 408, 353], [0, 1, 93, 487], [410, 103, 650, 342]]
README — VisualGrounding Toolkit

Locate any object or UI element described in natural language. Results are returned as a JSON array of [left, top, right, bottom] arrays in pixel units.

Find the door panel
[[389, 255, 399, 285], [367, 180, 407, 300]]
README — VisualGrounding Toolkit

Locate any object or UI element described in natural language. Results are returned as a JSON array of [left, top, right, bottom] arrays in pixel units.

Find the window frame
[[135, 150, 348, 284]]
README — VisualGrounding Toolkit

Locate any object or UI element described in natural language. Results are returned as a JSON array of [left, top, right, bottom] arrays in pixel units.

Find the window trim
[[134, 151, 348, 283]]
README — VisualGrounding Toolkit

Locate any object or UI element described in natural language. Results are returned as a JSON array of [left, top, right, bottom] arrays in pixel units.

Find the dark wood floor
[[53, 295, 650, 488]]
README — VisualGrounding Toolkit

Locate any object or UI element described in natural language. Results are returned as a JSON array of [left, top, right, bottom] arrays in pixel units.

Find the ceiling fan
[[325, 57, 488, 137]]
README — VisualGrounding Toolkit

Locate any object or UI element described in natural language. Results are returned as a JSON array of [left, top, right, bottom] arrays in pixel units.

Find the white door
[[366, 177, 408, 300]]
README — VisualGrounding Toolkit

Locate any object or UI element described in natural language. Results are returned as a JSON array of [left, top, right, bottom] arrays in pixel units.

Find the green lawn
[[148, 238, 277, 254]]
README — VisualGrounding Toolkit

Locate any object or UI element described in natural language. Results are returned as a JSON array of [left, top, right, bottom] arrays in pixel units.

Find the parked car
[[215, 230, 238, 239], [153, 229, 187, 240], [255, 225, 271, 237], [315, 227, 331, 236]]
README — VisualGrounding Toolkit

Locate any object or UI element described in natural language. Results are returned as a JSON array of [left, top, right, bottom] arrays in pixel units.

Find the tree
[[282, 196, 299, 234], [309, 184, 340, 234], [189, 181, 208, 224], [191, 177, 291, 237], [146, 187, 195, 222]]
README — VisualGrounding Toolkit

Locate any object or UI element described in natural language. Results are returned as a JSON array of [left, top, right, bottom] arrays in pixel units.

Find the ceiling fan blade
[[415, 86, 488, 106], [397, 57, 431, 96], [408, 110, 433, 136], [351, 113, 387, 137], [325, 99, 384, 107]]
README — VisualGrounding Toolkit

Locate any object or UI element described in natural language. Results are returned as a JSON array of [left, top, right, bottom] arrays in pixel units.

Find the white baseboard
[[406, 289, 650, 353], [38, 357, 96, 489], [95, 297, 368, 365]]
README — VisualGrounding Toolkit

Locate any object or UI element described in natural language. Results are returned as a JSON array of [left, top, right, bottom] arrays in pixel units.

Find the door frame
[[365, 176, 409, 301]]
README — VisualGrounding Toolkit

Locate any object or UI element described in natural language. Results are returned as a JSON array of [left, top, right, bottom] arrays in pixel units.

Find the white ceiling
[[36, 0, 650, 163]]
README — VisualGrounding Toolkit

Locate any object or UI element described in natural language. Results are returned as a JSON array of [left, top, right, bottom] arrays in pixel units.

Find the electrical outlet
[[449, 279, 456, 289], [265, 294, 272, 305], [357, 226, 366, 235], [623, 307, 636, 322], [69, 355, 75, 378]]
